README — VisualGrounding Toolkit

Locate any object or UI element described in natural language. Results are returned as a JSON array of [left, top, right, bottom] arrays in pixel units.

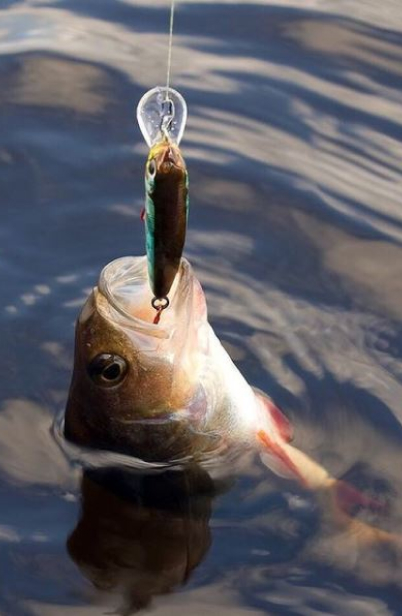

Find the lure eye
[[147, 160, 156, 178], [88, 353, 128, 387]]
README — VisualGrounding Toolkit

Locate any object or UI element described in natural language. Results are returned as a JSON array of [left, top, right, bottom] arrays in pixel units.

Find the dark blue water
[[1, 1, 402, 614]]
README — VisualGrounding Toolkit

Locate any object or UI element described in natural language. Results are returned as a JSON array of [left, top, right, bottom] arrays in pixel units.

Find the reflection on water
[[1, 0, 402, 614], [68, 467, 214, 614]]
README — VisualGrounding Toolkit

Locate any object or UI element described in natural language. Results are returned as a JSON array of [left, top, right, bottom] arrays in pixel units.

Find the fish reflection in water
[[68, 466, 215, 615]]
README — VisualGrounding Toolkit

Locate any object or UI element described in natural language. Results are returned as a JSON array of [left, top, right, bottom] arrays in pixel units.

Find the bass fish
[[143, 138, 188, 318]]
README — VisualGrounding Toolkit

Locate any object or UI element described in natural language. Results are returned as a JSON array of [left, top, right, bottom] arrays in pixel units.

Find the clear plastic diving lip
[[137, 86, 188, 147]]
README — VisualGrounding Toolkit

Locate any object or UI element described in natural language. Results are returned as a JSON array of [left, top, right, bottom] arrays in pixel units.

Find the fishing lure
[[137, 87, 189, 323], [144, 136, 189, 315], [135, 0, 189, 323]]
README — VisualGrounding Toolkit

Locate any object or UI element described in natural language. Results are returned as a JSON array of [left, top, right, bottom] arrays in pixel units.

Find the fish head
[[64, 256, 212, 463]]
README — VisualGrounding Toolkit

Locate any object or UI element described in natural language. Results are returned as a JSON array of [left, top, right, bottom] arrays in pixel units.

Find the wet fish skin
[[144, 138, 189, 299]]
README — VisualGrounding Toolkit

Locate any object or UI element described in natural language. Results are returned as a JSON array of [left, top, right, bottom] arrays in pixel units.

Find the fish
[[65, 255, 397, 549], [143, 137, 189, 309]]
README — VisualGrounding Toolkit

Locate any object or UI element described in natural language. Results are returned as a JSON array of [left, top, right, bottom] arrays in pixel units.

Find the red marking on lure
[[258, 395, 294, 443], [257, 429, 307, 486], [140, 208, 146, 222]]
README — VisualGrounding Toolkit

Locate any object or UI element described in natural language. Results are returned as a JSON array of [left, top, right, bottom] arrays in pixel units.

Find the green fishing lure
[[143, 137, 189, 311]]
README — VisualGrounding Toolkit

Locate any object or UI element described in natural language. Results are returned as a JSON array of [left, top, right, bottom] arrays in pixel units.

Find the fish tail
[[257, 428, 401, 549]]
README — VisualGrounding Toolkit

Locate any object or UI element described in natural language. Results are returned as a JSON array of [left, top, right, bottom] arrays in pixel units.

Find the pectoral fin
[[257, 430, 306, 485]]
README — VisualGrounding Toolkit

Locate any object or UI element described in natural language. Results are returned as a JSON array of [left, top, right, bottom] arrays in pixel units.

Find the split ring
[[151, 296, 170, 311]]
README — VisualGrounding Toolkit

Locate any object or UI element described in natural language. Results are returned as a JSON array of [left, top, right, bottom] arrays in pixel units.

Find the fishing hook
[[152, 296, 170, 324]]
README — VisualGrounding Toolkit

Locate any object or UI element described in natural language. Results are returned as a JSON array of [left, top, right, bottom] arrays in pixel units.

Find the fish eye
[[88, 353, 128, 387], [147, 160, 156, 177]]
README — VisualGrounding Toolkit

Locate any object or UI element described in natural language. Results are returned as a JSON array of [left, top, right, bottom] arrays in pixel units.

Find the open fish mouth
[[98, 255, 196, 337]]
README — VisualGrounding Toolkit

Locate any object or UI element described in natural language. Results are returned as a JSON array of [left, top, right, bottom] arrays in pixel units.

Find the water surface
[[1, 1, 402, 614]]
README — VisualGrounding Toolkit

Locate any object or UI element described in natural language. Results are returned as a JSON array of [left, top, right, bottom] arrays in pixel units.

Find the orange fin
[[257, 430, 306, 485], [257, 394, 293, 442], [335, 480, 387, 515]]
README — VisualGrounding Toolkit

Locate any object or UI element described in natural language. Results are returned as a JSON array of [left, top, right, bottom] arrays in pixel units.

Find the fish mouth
[[98, 255, 197, 339]]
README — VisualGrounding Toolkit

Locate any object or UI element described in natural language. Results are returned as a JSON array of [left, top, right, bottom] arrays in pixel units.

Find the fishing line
[[165, 0, 176, 100], [150, 0, 178, 323]]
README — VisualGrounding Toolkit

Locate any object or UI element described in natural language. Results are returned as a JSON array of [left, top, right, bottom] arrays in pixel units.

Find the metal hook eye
[[151, 297, 170, 310]]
